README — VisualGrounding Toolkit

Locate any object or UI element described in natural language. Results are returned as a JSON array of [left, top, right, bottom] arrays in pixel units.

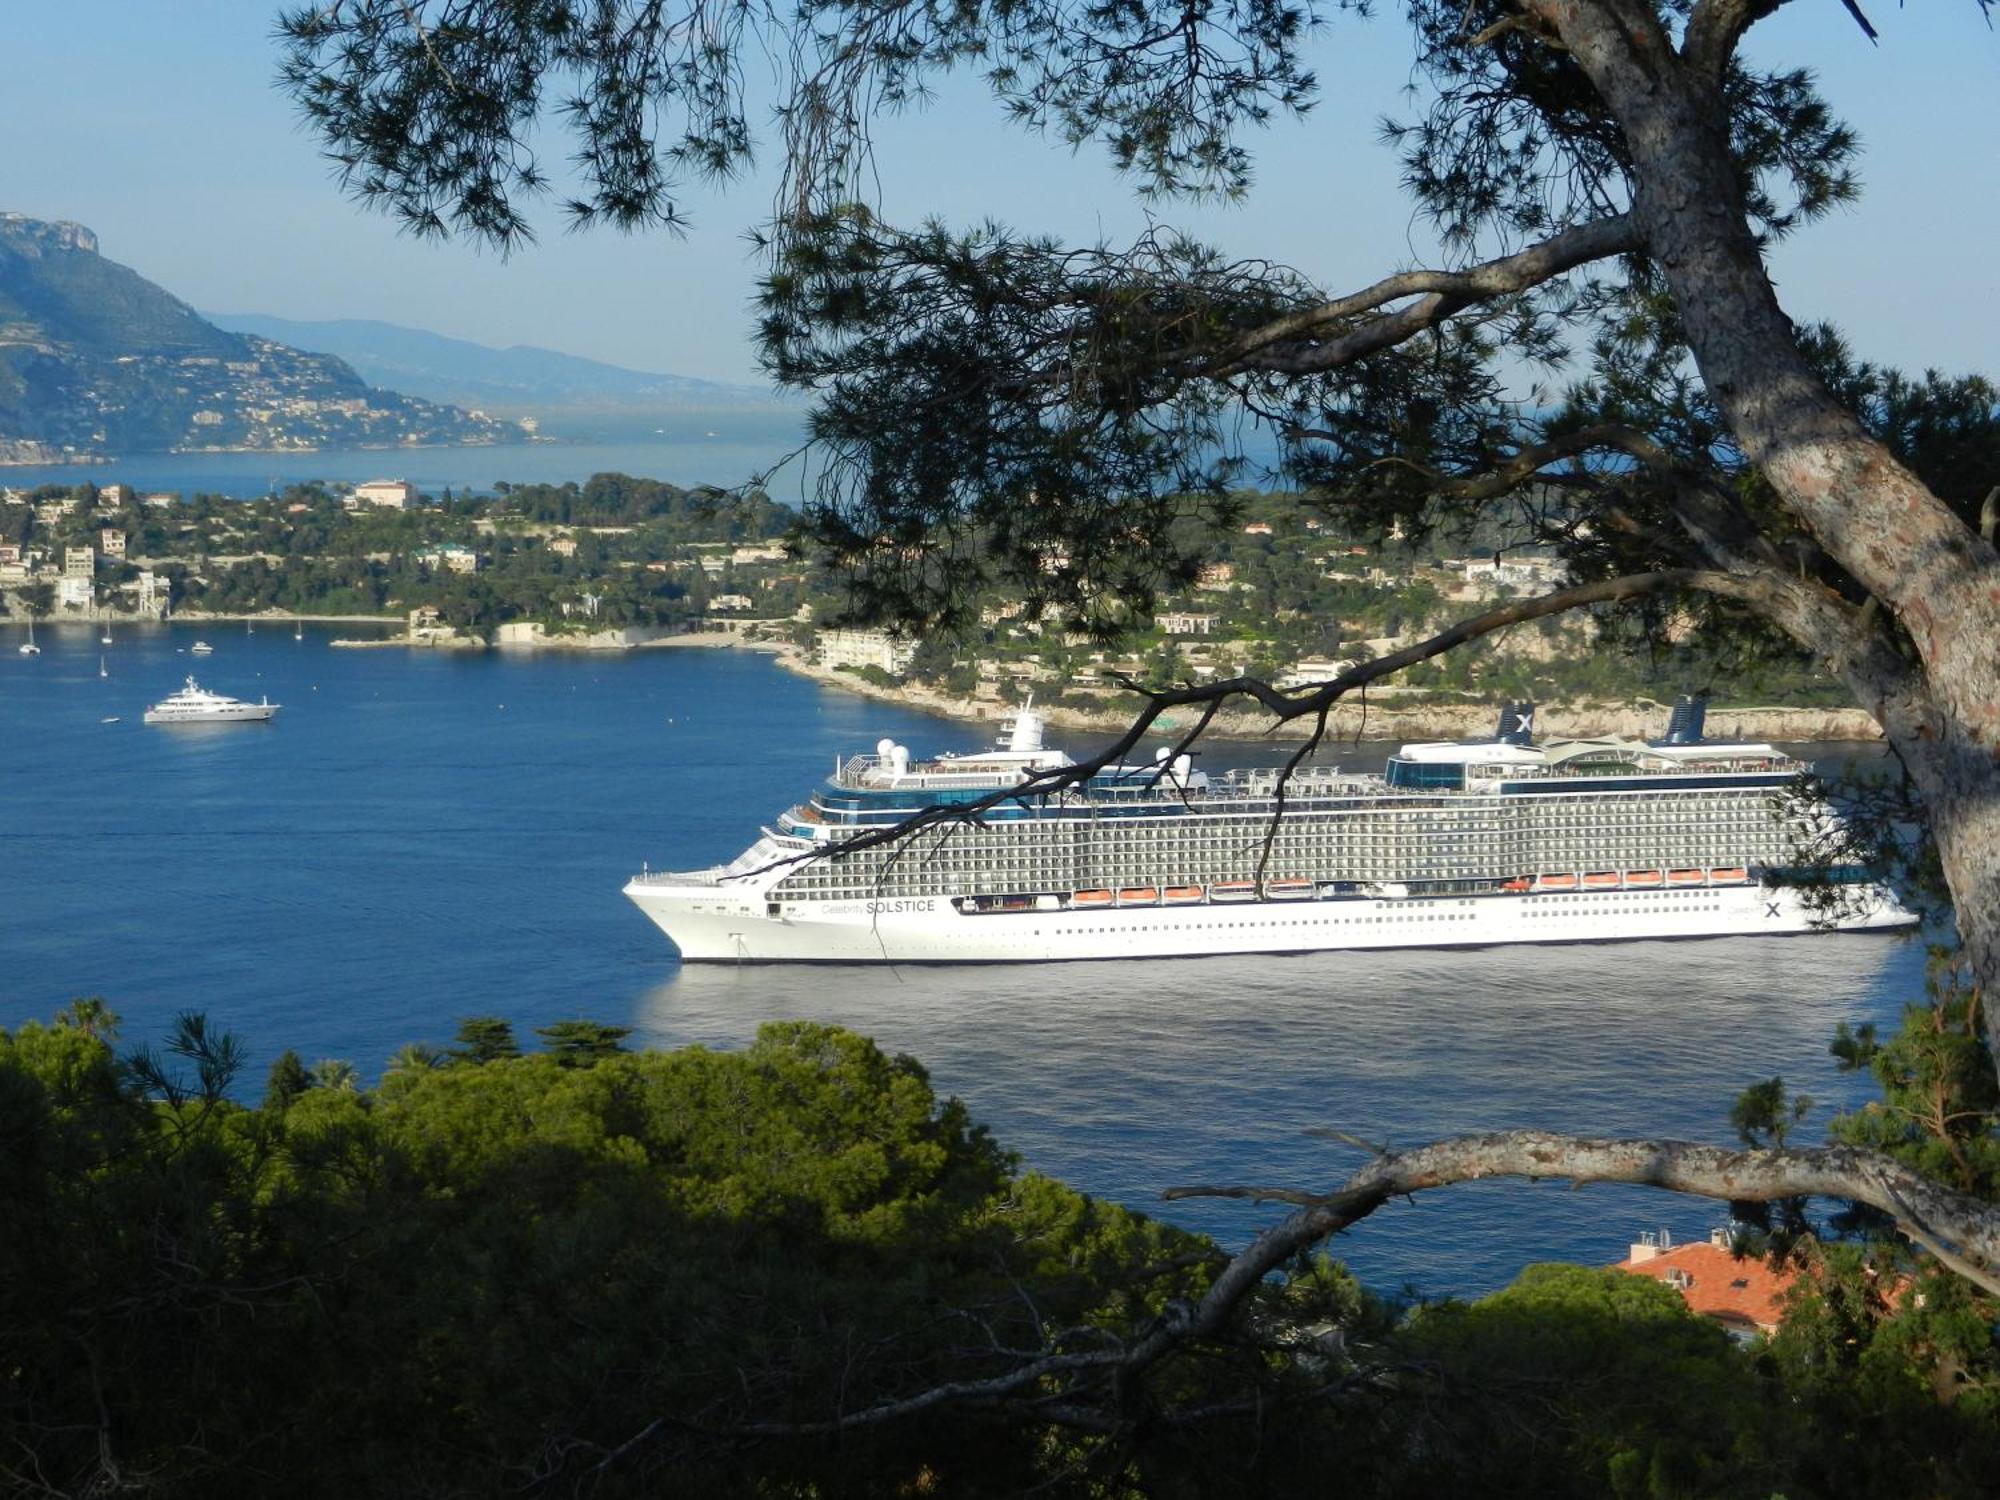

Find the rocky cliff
[[0, 213, 513, 459]]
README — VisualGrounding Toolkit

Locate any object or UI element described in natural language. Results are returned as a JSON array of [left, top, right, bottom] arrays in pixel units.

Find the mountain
[[204, 313, 782, 413], [0, 213, 513, 462]]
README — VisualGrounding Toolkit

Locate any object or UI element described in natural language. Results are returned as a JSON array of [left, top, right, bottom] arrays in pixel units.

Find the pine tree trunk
[[1552, 3, 2000, 1046]]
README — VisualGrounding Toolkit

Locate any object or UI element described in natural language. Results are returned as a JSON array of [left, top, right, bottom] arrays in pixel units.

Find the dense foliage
[[0, 1007, 1218, 1494], [7, 1001, 2000, 1496]]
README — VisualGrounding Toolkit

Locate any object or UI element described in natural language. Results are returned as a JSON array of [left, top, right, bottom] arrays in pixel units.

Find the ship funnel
[[1005, 706, 1047, 754], [1496, 700, 1536, 745], [1663, 693, 1708, 745]]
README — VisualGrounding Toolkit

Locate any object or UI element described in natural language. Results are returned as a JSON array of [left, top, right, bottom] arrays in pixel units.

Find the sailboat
[[17, 618, 38, 656], [293, 613, 303, 641], [98, 654, 107, 678], [101, 612, 112, 646]]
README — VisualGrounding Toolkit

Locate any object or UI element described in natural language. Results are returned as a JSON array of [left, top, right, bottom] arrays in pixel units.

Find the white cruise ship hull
[[624, 877, 1914, 964]]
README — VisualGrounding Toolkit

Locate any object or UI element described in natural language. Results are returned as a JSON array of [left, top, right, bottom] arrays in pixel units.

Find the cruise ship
[[624, 698, 1914, 963]]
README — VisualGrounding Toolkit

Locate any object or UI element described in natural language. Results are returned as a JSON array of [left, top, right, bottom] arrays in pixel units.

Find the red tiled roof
[[1612, 1242, 1799, 1332]]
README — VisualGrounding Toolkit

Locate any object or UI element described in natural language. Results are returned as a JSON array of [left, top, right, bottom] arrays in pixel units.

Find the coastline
[[764, 644, 1882, 745], [22, 609, 1880, 741]]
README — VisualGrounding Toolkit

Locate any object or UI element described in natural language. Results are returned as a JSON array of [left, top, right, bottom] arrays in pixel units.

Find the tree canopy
[[9, 1004, 2000, 1495]]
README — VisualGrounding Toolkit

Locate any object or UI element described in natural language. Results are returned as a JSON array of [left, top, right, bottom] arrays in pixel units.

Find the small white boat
[[144, 676, 279, 725], [17, 619, 39, 656], [190, 641, 214, 655], [101, 716, 120, 724], [98, 655, 108, 678]]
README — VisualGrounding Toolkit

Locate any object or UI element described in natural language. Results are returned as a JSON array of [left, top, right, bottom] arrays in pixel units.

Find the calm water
[[0, 416, 809, 500], [0, 621, 1927, 1296]]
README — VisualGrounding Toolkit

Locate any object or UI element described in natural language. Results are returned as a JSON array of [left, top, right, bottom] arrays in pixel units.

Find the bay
[[0, 620, 1927, 1297], [0, 414, 808, 499]]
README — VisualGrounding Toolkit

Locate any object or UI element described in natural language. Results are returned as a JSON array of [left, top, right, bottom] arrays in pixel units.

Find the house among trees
[[816, 628, 917, 675], [1613, 1230, 1800, 1340], [352, 479, 418, 510]]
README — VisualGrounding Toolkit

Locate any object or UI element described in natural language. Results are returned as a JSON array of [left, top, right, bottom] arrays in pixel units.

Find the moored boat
[[143, 676, 279, 726]]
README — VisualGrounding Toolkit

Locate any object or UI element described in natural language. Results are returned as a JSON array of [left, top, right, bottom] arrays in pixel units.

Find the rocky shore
[[768, 647, 1881, 746]]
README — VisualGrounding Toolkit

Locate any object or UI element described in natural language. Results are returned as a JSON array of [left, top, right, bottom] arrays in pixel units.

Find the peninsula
[[0, 471, 1873, 741]]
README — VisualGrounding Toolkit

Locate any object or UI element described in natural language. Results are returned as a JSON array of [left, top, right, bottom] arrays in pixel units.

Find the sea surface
[[0, 415, 810, 500], [0, 621, 1928, 1297]]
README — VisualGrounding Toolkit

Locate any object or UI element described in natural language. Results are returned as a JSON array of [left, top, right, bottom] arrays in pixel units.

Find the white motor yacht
[[144, 676, 279, 725]]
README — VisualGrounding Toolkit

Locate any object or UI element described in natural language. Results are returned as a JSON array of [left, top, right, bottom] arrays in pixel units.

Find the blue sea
[[0, 416, 811, 501], [0, 620, 1926, 1297]]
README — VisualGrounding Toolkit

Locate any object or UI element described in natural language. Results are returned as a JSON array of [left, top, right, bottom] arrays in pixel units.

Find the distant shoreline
[[13, 612, 1881, 742], [762, 644, 1883, 746]]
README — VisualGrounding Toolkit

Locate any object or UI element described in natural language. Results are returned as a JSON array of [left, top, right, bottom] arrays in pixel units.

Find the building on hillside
[[57, 575, 93, 611], [414, 543, 480, 574], [1611, 1229, 1800, 1342], [1157, 610, 1218, 636], [100, 529, 126, 557], [711, 593, 755, 612], [1277, 658, 1357, 690], [0, 543, 18, 565], [1196, 562, 1236, 589], [1242, 521, 1273, 535], [1459, 551, 1566, 592], [142, 492, 177, 509], [547, 534, 579, 557], [64, 546, 94, 578], [816, 628, 917, 675], [135, 571, 168, 618], [732, 543, 788, 565], [354, 479, 419, 509], [98, 484, 128, 508]]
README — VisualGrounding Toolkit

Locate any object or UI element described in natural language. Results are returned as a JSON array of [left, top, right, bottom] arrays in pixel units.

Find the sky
[[1, 2, 1995, 387]]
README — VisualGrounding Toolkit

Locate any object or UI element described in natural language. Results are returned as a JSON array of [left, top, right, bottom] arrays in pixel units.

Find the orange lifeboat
[[1117, 887, 1160, 906], [1624, 870, 1662, 888], [1500, 876, 1532, 893], [1071, 889, 1113, 908], [1667, 869, 1706, 886], [1162, 885, 1205, 905], [1582, 871, 1621, 890], [1709, 867, 1748, 884], [1536, 873, 1578, 891]]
